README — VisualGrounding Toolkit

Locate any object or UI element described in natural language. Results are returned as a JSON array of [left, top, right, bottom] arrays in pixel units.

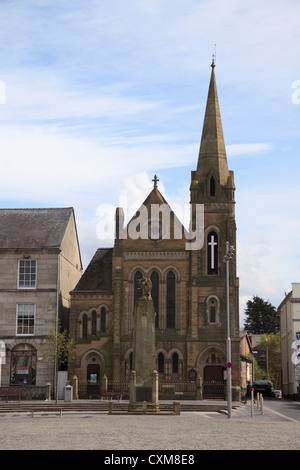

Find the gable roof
[[125, 186, 186, 241], [0, 207, 74, 249], [72, 248, 113, 293]]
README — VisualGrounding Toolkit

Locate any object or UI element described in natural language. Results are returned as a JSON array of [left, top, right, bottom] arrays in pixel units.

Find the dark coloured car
[[253, 380, 274, 397]]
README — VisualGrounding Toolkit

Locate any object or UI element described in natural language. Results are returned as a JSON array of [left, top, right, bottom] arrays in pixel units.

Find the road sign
[[226, 362, 232, 368], [292, 350, 300, 365]]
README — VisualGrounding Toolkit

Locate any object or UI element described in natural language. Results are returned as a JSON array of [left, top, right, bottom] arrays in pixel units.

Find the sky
[[0, 0, 300, 328]]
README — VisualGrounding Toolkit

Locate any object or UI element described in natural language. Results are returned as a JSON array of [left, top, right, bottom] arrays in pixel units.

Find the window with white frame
[[18, 259, 37, 289], [16, 304, 35, 335]]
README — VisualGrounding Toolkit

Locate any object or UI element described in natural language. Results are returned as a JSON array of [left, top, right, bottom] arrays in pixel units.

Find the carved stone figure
[[138, 277, 152, 300]]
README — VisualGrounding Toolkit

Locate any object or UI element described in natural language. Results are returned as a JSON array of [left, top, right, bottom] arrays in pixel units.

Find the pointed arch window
[[210, 301, 216, 323], [151, 271, 159, 328], [158, 352, 165, 374], [209, 298, 216, 323], [166, 271, 176, 328], [100, 307, 106, 333], [134, 271, 143, 305], [91, 310, 97, 336], [82, 314, 88, 339], [206, 296, 219, 324], [172, 352, 179, 374], [210, 176, 216, 197], [207, 231, 218, 275]]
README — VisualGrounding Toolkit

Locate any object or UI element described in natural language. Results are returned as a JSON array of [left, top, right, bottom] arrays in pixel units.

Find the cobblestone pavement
[[0, 402, 299, 450]]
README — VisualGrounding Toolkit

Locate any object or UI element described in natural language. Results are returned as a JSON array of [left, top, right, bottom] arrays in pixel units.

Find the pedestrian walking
[[244, 381, 256, 404]]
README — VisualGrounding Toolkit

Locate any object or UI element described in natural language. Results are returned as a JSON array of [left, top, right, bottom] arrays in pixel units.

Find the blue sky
[[0, 0, 300, 327]]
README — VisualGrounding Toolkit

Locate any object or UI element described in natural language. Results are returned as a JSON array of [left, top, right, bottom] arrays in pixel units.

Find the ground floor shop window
[[10, 343, 37, 385]]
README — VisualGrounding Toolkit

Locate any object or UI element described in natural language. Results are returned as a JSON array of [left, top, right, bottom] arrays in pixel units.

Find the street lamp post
[[223, 241, 235, 419], [252, 351, 258, 383], [265, 338, 269, 380]]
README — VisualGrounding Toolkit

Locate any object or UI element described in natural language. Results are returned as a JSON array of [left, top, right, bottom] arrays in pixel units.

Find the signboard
[[188, 369, 197, 382], [226, 362, 232, 368], [89, 374, 97, 384], [292, 350, 300, 366], [17, 366, 29, 374], [296, 332, 300, 340], [295, 364, 300, 381]]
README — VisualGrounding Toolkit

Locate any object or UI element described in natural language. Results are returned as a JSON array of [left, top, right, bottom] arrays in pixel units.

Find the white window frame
[[16, 304, 36, 336], [18, 259, 37, 289]]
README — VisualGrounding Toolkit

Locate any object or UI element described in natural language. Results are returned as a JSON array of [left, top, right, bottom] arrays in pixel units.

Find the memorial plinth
[[128, 279, 160, 413]]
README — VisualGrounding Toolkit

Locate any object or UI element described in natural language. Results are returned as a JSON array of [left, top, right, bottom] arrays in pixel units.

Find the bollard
[[250, 390, 254, 418], [257, 393, 260, 410], [173, 401, 180, 415], [108, 400, 113, 415], [142, 401, 147, 414], [260, 394, 264, 415]]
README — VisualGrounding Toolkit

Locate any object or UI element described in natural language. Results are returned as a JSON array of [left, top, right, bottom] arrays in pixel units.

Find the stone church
[[69, 61, 240, 399]]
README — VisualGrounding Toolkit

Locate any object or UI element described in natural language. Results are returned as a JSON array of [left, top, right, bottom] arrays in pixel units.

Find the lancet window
[[210, 176, 216, 197], [166, 271, 176, 328], [151, 271, 159, 328], [207, 231, 218, 275]]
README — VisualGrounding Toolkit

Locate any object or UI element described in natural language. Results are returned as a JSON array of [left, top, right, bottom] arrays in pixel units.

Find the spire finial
[[152, 174, 159, 190], [211, 43, 216, 68]]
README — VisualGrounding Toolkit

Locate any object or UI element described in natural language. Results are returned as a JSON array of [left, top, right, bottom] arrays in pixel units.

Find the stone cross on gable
[[152, 175, 159, 190]]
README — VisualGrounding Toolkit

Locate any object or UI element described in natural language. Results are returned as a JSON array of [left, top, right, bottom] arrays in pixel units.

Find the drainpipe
[[54, 251, 60, 400], [56, 252, 60, 331]]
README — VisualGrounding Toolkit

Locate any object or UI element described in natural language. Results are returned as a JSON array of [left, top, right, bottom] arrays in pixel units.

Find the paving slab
[[0, 400, 299, 450]]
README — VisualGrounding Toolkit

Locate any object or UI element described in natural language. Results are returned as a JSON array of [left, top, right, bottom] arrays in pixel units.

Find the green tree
[[245, 353, 266, 381], [41, 321, 77, 402], [256, 333, 281, 388], [244, 296, 280, 334]]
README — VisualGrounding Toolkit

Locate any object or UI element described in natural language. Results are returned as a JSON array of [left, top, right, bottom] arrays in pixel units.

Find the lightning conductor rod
[[212, 44, 216, 66]]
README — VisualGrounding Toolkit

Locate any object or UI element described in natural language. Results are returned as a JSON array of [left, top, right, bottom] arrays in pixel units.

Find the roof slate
[[73, 248, 113, 292], [0, 208, 73, 249]]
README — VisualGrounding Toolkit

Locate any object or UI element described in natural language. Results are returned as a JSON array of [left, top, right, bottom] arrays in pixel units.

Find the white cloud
[[0, 124, 197, 204], [227, 143, 271, 157], [237, 183, 300, 328], [1, 72, 162, 122]]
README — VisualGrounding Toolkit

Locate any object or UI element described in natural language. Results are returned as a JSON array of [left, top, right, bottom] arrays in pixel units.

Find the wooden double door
[[203, 366, 225, 399]]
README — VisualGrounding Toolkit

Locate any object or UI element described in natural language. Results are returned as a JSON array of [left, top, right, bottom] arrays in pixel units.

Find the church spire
[[196, 62, 229, 187]]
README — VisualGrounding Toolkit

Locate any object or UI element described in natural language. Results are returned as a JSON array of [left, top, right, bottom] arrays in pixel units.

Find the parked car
[[252, 380, 274, 397]]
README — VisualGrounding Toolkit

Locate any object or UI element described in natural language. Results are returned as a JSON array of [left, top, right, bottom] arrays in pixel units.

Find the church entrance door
[[203, 366, 225, 399], [87, 364, 100, 397]]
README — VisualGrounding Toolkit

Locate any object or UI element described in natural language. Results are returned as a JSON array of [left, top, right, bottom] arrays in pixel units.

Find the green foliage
[[256, 333, 281, 387], [245, 353, 266, 381], [245, 333, 281, 388], [244, 296, 280, 334]]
